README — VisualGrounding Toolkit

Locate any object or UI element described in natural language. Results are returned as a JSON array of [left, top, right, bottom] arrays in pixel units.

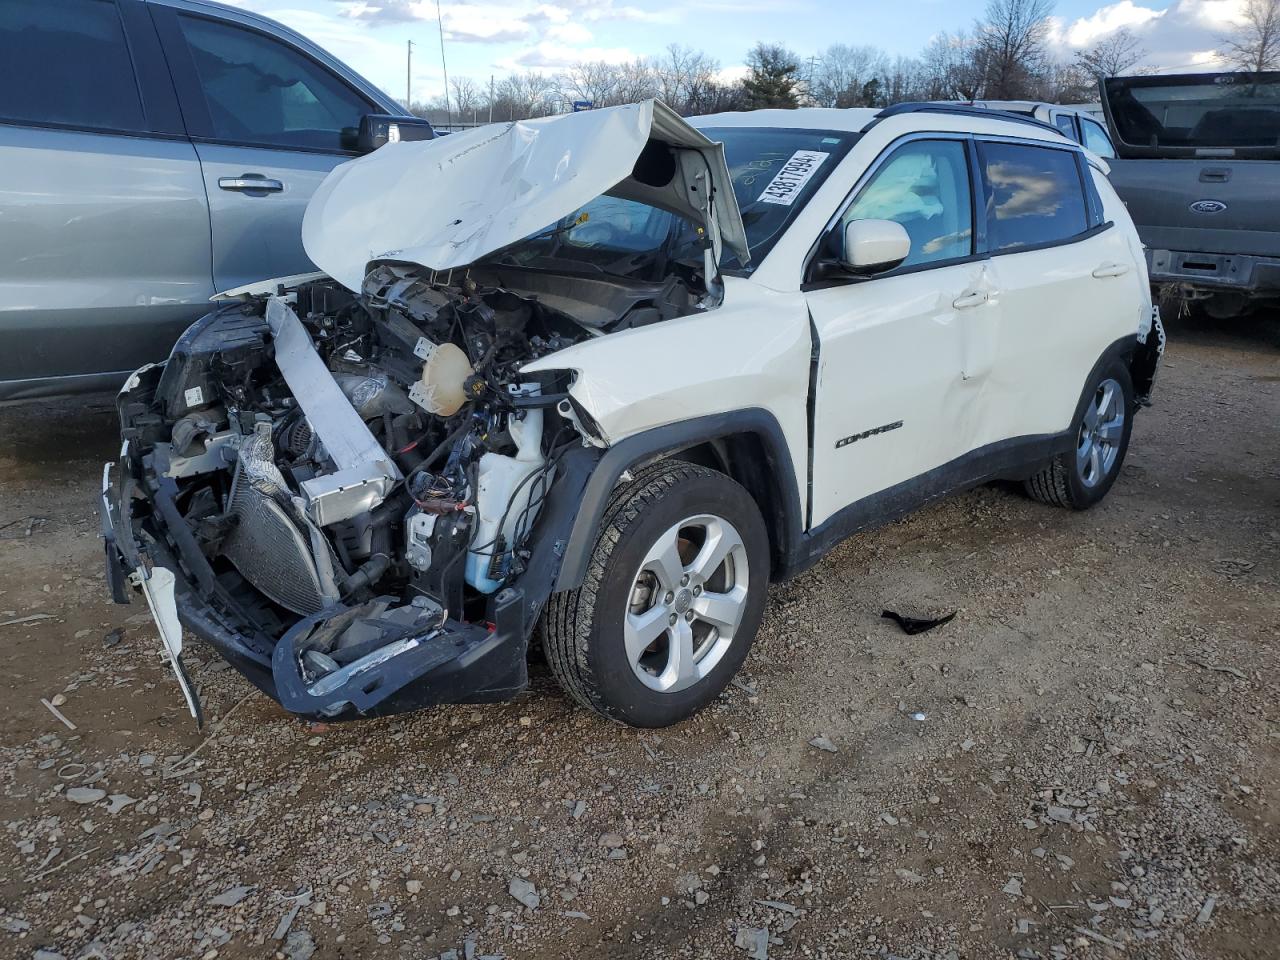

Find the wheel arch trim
[[552, 408, 804, 593]]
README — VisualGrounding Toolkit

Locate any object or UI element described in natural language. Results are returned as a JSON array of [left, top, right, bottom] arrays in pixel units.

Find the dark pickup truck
[[1100, 71, 1280, 319]]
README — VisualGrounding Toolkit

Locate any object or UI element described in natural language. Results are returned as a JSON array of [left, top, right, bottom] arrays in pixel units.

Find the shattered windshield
[[487, 127, 858, 278], [1105, 72, 1280, 150]]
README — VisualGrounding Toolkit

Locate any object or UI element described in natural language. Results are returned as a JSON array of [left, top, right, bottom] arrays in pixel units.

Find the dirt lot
[[1, 313, 1277, 960]]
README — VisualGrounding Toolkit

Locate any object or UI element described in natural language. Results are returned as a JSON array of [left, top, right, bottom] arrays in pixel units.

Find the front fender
[[521, 277, 812, 496]]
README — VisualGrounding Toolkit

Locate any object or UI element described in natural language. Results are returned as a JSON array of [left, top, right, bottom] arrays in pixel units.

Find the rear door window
[[977, 141, 1089, 252], [176, 14, 373, 151], [0, 0, 144, 132]]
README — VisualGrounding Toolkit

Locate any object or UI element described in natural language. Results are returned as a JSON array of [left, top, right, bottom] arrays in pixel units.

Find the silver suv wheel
[[624, 514, 749, 694], [543, 460, 769, 727], [1077, 377, 1125, 488]]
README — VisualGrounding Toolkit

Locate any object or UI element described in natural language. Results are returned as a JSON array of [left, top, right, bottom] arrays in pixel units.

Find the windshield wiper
[[522, 211, 590, 246]]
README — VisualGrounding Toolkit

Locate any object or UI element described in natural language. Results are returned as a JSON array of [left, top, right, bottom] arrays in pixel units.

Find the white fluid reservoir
[[465, 391, 553, 593]]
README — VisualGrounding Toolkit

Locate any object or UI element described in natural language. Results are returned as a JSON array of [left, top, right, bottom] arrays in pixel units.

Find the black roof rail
[[872, 102, 1065, 136]]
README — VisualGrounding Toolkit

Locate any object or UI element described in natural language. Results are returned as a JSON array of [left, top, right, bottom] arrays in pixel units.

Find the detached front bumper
[[100, 439, 529, 722]]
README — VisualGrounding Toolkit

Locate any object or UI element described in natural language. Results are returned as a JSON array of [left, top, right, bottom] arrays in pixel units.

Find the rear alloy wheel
[[1025, 360, 1134, 510], [1076, 377, 1126, 490], [543, 461, 769, 727]]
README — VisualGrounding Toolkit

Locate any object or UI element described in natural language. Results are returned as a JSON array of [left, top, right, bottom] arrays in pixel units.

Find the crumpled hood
[[302, 100, 749, 292]]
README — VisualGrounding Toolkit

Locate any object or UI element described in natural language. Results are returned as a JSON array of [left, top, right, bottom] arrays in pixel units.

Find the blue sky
[[222, 0, 1239, 103]]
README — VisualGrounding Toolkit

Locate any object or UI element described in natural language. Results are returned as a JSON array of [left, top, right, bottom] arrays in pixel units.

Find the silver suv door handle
[[952, 291, 988, 309], [218, 176, 284, 192], [1092, 262, 1130, 278]]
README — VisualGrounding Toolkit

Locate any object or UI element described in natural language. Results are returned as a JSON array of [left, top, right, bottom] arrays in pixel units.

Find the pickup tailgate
[[1107, 158, 1280, 258]]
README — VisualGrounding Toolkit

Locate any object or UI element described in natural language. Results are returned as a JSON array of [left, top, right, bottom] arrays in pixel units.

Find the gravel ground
[[1, 312, 1277, 960]]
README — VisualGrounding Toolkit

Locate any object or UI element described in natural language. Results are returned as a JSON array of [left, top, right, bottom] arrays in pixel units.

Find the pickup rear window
[[1105, 72, 1280, 154]]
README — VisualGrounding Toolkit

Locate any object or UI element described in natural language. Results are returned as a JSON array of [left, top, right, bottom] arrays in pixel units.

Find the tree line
[[409, 0, 1279, 125]]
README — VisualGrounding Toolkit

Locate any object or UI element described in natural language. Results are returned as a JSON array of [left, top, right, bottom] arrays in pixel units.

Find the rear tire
[[543, 461, 769, 727], [1024, 359, 1134, 510]]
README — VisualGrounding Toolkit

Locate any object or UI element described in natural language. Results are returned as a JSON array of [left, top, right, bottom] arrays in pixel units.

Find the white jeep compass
[[102, 100, 1163, 727]]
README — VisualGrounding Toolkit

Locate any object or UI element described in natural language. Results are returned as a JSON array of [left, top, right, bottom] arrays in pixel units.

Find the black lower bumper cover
[[102, 454, 528, 721]]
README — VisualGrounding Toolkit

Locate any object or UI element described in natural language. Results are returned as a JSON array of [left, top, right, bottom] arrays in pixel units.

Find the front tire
[[1024, 359, 1134, 510], [543, 461, 769, 727]]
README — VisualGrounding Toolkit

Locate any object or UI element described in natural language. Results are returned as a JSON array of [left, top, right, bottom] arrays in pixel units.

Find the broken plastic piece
[[881, 608, 956, 635]]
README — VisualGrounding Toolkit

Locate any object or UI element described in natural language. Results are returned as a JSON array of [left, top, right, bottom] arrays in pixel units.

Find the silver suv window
[[0, 0, 144, 132], [177, 14, 373, 151]]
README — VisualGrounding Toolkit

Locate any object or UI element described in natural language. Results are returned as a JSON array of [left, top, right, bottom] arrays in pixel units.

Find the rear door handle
[[952, 291, 989, 309], [1092, 262, 1130, 278], [218, 176, 284, 193]]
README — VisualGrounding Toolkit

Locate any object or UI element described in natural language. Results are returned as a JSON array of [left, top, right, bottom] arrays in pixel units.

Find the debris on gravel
[[1, 319, 1278, 959]]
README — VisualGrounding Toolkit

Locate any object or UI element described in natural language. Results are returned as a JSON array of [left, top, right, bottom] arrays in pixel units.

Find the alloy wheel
[[624, 514, 750, 694], [1077, 377, 1125, 488]]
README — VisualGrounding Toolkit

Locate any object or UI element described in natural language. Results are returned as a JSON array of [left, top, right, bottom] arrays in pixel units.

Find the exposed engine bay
[[101, 99, 751, 722], [107, 259, 711, 720]]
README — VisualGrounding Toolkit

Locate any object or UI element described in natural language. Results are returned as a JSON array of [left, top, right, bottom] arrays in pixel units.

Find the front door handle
[[1092, 262, 1130, 279], [952, 290, 989, 309], [218, 176, 284, 193]]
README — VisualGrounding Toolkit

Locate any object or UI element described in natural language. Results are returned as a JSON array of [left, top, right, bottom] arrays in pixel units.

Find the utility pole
[[436, 0, 451, 129], [405, 39, 413, 109], [804, 54, 820, 103]]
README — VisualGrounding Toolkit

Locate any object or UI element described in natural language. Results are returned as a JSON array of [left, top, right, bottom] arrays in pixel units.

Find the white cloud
[[714, 64, 749, 85], [547, 22, 595, 43], [1052, 0, 1248, 72], [1058, 1, 1160, 47], [511, 40, 639, 68]]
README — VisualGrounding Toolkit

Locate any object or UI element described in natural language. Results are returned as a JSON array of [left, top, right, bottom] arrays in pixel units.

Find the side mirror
[[839, 219, 911, 274], [346, 113, 435, 153]]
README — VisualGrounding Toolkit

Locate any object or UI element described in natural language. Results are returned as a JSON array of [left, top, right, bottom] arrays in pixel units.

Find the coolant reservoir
[[465, 389, 553, 594], [410, 339, 473, 416]]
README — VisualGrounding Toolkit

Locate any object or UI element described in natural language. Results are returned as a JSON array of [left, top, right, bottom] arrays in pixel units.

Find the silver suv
[[0, 0, 428, 400]]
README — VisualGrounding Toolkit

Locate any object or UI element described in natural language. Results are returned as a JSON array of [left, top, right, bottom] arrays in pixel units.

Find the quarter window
[[1053, 113, 1077, 139], [177, 15, 373, 151], [843, 139, 973, 268], [0, 0, 144, 132], [977, 142, 1089, 252], [1079, 117, 1117, 158]]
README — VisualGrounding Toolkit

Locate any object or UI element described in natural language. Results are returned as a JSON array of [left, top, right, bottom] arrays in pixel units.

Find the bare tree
[[494, 72, 559, 120], [974, 0, 1054, 99], [449, 77, 482, 122], [920, 30, 984, 100], [652, 45, 720, 113], [883, 55, 925, 105], [810, 44, 888, 107], [1074, 27, 1147, 79], [1219, 0, 1280, 71], [614, 58, 659, 105], [562, 61, 622, 107]]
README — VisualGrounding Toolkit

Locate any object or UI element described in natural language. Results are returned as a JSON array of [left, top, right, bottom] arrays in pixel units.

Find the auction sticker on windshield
[[757, 151, 830, 206]]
